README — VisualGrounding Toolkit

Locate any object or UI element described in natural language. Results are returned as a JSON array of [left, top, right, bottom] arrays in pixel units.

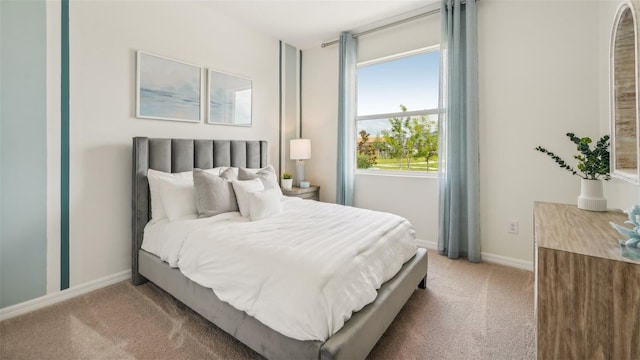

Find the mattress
[[141, 197, 416, 342]]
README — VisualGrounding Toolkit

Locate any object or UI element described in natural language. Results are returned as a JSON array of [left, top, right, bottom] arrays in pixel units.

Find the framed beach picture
[[207, 69, 252, 126], [136, 51, 202, 122]]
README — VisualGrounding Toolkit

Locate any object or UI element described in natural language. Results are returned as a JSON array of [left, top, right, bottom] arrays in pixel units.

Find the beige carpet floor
[[0, 252, 535, 360]]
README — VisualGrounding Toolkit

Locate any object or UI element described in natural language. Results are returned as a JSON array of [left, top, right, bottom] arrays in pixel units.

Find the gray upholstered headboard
[[131, 137, 268, 285]]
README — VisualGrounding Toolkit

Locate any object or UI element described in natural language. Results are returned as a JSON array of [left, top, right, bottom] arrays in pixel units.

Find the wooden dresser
[[534, 202, 640, 359]]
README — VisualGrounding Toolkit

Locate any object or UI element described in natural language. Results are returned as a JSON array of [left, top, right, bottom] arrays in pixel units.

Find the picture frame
[[207, 69, 252, 126], [136, 51, 202, 122]]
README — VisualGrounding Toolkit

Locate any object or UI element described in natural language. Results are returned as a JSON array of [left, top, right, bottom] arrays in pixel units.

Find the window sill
[[355, 170, 438, 179]]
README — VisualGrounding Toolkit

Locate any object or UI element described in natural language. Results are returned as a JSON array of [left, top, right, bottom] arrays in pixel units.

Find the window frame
[[355, 46, 440, 177]]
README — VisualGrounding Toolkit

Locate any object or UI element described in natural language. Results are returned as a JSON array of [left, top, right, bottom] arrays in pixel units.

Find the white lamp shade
[[290, 139, 311, 160]]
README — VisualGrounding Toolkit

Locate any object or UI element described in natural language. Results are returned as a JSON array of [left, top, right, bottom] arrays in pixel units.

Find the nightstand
[[281, 185, 320, 201]]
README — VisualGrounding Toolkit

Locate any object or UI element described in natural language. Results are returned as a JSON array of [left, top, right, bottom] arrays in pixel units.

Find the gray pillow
[[238, 165, 283, 197], [193, 168, 239, 218]]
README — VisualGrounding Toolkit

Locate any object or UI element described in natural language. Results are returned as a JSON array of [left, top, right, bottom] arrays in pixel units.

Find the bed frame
[[131, 137, 428, 360]]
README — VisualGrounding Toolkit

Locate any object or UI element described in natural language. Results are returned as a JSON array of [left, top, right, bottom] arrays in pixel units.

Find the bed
[[131, 137, 428, 360]]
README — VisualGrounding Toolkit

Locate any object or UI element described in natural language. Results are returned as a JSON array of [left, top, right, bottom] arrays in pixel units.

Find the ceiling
[[210, 1, 438, 50]]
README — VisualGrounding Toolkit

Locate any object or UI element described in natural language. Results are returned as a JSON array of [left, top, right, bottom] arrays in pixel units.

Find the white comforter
[[142, 197, 416, 341]]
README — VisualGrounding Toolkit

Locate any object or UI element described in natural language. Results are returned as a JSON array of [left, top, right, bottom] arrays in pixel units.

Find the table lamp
[[290, 139, 311, 187]]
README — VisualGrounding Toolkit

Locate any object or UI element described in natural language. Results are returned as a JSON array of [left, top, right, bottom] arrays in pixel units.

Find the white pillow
[[219, 167, 239, 180], [203, 167, 227, 176], [147, 169, 191, 221], [156, 175, 197, 221], [221, 167, 239, 179], [241, 167, 261, 174], [238, 165, 283, 197], [231, 178, 265, 217], [248, 188, 283, 221], [147, 168, 224, 222]]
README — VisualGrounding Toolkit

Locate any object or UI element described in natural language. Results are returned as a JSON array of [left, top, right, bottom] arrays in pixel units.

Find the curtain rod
[[321, 0, 475, 48], [321, 8, 440, 48]]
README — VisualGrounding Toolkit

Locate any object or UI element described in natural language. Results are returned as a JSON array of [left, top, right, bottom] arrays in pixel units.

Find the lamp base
[[296, 160, 305, 187]]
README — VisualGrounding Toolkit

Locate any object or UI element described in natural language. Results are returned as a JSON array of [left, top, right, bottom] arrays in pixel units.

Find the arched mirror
[[611, 1, 640, 184]]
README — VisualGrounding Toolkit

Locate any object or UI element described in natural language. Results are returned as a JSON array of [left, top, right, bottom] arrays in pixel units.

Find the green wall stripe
[[61, 0, 70, 290], [278, 41, 282, 177]]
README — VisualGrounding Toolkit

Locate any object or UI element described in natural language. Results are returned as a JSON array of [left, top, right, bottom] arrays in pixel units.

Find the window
[[356, 47, 440, 173]]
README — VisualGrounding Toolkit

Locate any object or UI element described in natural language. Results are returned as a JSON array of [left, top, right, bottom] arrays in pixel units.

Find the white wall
[[354, 174, 438, 243], [303, 0, 633, 266], [68, 1, 279, 286], [303, 44, 339, 202], [478, 0, 603, 261], [357, 9, 441, 63]]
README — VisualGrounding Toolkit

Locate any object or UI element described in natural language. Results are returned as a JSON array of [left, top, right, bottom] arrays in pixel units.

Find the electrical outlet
[[508, 220, 519, 234]]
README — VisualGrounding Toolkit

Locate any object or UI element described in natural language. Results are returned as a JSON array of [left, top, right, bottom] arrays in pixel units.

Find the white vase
[[577, 179, 607, 211], [281, 178, 293, 189]]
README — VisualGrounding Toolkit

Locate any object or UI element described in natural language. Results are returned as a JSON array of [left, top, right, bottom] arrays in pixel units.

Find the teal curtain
[[337, 32, 357, 206], [438, 0, 480, 262]]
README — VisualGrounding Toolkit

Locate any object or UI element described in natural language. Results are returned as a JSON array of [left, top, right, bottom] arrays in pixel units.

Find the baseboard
[[480, 252, 533, 271], [416, 239, 438, 251], [416, 239, 533, 272], [0, 269, 130, 321]]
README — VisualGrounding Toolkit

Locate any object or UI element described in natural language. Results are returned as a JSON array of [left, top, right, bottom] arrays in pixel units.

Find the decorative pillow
[[147, 169, 192, 221], [248, 188, 283, 221], [193, 169, 238, 218], [231, 178, 265, 217], [238, 165, 283, 197], [156, 174, 197, 221]]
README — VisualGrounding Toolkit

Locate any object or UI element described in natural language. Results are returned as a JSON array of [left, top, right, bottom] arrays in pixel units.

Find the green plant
[[535, 133, 611, 180], [357, 154, 372, 169], [282, 172, 292, 180]]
